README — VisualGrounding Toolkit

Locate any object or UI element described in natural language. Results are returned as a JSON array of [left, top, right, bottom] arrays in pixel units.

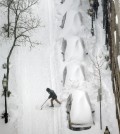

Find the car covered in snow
[[66, 90, 94, 131]]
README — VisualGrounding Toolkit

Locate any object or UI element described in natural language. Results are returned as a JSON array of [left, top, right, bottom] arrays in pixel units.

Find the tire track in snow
[[47, 0, 62, 134]]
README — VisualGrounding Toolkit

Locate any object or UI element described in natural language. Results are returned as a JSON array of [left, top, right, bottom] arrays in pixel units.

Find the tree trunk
[[7, 6, 10, 37], [6, 39, 16, 90], [98, 68, 102, 129]]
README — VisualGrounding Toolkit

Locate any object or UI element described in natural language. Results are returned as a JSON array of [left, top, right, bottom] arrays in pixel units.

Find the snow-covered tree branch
[[0, 0, 14, 37]]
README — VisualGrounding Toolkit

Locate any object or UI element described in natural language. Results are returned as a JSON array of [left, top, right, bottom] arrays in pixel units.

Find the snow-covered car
[[66, 90, 94, 131]]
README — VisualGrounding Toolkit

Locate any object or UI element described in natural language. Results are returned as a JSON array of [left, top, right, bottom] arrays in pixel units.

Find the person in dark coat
[[46, 88, 61, 107], [93, 0, 99, 19]]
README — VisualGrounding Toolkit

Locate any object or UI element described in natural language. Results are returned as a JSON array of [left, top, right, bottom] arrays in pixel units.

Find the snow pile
[[65, 36, 85, 61], [58, 6, 87, 88], [70, 90, 93, 125], [65, 61, 85, 86], [117, 55, 120, 70], [116, 15, 118, 24], [60, 11, 83, 37]]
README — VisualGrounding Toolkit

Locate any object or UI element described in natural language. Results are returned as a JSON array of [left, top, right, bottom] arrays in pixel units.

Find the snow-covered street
[[0, 0, 119, 134], [14, 0, 61, 133]]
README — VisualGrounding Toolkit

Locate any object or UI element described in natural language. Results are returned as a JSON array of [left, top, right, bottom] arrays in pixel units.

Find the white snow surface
[[70, 90, 93, 125], [0, 0, 119, 134], [117, 55, 120, 70]]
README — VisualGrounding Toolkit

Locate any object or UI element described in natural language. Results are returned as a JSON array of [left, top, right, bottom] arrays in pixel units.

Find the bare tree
[[0, 0, 14, 37], [89, 55, 105, 130], [1, 0, 41, 93]]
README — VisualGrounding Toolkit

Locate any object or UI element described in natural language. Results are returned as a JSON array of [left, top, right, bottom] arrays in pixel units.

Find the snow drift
[[65, 36, 85, 61], [69, 90, 93, 125], [60, 10, 83, 38], [65, 61, 85, 86]]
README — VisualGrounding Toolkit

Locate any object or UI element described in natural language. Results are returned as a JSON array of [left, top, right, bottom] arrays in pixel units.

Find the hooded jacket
[[47, 89, 57, 99]]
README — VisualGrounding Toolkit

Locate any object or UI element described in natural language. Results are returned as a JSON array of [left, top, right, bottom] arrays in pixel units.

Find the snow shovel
[[41, 98, 49, 110]]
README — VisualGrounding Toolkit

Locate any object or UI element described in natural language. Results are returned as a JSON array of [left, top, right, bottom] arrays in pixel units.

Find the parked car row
[[59, 0, 94, 131]]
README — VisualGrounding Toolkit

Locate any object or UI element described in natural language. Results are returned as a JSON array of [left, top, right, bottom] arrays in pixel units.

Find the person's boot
[[50, 105, 54, 107]]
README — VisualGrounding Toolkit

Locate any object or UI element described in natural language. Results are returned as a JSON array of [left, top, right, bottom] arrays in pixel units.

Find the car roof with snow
[[67, 90, 93, 127]]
